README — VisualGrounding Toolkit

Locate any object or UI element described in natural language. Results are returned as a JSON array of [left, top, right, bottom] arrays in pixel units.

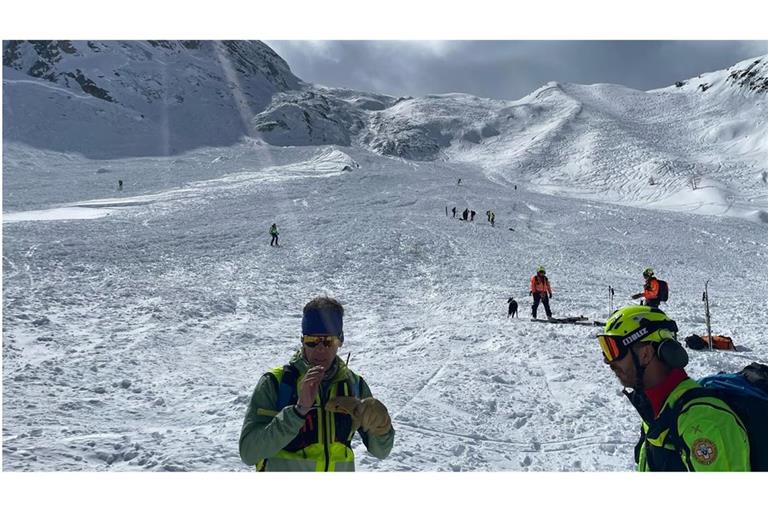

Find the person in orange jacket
[[631, 268, 661, 308], [530, 266, 553, 319]]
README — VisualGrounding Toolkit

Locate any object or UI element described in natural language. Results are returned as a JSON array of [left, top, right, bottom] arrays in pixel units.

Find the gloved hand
[[529, 291, 533, 296], [631, 293, 642, 300], [326, 396, 392, 436], [548, 293, 553, 299]]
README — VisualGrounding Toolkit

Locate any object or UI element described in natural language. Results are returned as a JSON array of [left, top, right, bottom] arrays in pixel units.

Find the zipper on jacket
[[320, 387, 330, 472]]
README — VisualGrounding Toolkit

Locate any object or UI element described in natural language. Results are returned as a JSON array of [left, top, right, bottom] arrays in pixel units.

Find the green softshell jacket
[[637, 378, 750, 471], [239, 352, 395, 471]]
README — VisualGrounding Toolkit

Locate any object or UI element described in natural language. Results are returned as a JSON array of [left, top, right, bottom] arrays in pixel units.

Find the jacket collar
[[645, 367, 689, 418]]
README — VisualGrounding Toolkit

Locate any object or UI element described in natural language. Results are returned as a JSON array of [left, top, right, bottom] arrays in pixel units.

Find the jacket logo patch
[[692, 438, 718, 465]]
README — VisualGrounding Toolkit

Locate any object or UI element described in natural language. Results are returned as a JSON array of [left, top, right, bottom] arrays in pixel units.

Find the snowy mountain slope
[[247, 52, 768, 222], [652, 55, 768, 162], [3, 141, 767, 471], [2, 147, 359, 224], [361, 93, 510, 160], [251, 85, 404, 147], [5, 42, 766, 221], [513, 79, 768, 221], [3, 41, 301, 157], [253, 90, 368, 146], [657, 54, 768, 96]]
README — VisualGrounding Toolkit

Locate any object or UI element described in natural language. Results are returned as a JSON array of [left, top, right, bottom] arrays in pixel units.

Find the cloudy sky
[[266, 41, 768, 100]]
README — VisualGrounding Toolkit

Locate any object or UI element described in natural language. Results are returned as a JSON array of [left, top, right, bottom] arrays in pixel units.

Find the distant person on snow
[[507, 297, 518, 318], [239, 296, 395, 471], [631, 268, 661, 308], [118, 179, 123, 191], [530, 266, 553, 319], [457, 178, 462, 186], [596, 306, 750, 471], [490, 211, 495, 227], [470, 210, 476, 222], [462, 208, 469, 221], [270, 223, 280, 247], [452, 207, 457, 218]]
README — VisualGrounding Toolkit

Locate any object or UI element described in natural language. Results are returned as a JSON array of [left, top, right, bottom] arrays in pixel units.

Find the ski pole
[[608, 286, 615, 317], [703, 280, 713, 351]]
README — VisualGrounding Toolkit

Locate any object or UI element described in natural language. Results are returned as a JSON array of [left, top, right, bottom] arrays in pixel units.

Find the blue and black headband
[[302, 308, 344, 341]]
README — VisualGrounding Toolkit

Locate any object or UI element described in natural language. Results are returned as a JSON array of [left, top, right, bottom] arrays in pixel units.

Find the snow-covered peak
[[3, 40, 302, 158], [3, 40, 300, 100], [653, 54, 768, 96]]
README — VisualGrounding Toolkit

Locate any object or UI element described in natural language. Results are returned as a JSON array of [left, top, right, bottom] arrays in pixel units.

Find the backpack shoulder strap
[[276, 364, 300, 410], [642, 388, 713, 470], [657, 386, 739, 452], [344, 369, 362, 399]]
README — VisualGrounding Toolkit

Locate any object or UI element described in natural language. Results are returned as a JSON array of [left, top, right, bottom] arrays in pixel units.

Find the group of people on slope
[[451, 206, 475, 221], [240, 266, 758, 472], [450, 206, 496, 226], [512, 266, 664, 320]]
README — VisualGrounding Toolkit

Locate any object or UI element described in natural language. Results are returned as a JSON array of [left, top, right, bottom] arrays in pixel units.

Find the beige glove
[[326, 396, 392, 436]]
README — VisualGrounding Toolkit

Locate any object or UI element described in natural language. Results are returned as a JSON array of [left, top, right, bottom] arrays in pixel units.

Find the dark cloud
[[266, 40, 768, 100]]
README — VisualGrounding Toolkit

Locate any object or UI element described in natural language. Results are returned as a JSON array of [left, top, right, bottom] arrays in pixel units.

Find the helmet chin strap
[[623, 346, 655, 423], [629, 346, 646, 392]]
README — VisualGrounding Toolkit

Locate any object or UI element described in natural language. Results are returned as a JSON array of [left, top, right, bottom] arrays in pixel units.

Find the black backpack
[[684, 334, 708, 350], [660, 362, 768, 471], [657, 279, 669, 302]]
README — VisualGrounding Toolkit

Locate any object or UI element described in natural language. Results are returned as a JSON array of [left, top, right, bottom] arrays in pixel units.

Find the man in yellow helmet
[[239, 296, 395, 471], [597, 306, 750, 471]]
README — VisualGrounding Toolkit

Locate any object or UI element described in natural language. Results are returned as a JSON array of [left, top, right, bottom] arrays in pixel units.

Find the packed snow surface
[[3, 140, 767, 471]]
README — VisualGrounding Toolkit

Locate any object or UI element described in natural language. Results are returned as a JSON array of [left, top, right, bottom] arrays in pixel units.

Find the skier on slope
[[530, 266, 553, 319], [239, 296, 395, 471], [597, 306, 750, 471], [270, 223, 279, 247], [631, 268, 661, 307]]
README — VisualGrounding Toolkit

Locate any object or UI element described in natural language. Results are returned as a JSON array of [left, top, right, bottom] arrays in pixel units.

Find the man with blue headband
[[239, 296, 395, 471]]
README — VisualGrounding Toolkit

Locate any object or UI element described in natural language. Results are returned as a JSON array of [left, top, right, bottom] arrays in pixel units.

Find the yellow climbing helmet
[[597, 305, 687, 367]]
